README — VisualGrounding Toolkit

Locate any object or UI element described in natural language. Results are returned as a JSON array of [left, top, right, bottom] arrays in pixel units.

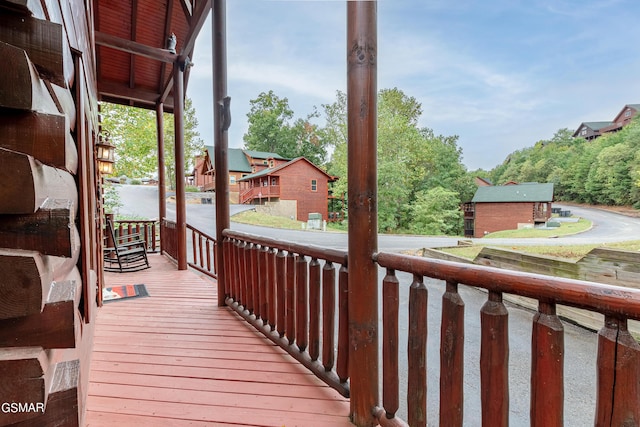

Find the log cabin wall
[[0, 0, 100, 425]]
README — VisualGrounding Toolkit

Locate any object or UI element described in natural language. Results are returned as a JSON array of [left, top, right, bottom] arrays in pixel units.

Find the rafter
[[95, 31, 176, 64]]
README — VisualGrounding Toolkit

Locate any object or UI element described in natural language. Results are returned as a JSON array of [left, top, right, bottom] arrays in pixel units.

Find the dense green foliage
[[488, 118, 640, 208], [244, 88, 473, 235], [322, 88, 473, 234], [101, 99, 204, 189], [244, 91, 328, 164]]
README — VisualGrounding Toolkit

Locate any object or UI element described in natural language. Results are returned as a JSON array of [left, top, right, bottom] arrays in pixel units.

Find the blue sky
[[187, 0, 640, 171]]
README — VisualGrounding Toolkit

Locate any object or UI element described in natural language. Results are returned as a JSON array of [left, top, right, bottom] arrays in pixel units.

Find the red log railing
[[372, 251, 640, 427], [114, 219, 159, 252], [160, 218, 178, 260], [222, 229, 350, 397], [187, 223, 217, 279]]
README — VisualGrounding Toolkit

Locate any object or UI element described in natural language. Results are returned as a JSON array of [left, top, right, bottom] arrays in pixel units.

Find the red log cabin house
[[572, 104, 640, 140], [464, 182, 554, 238], [1, 1, 639, 426], [193, 147, 289, 196]]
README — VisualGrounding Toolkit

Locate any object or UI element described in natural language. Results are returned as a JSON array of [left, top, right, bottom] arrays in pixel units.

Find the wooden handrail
[[114, 219, 160, 252], [373, 251, 640, 426], [222, 230, 350, 398], [187, 223, 217, 280], [374, 252, 640, 319]]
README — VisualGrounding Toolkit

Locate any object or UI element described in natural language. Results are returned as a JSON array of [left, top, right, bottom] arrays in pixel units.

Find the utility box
[[307, 213, 322, 230]]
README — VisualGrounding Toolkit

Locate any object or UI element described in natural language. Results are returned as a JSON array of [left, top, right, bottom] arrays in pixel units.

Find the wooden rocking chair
[[103, 219, 150, 272]]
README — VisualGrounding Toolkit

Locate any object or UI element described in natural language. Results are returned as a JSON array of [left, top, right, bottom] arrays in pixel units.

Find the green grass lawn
[[232, 210, 307, 230]]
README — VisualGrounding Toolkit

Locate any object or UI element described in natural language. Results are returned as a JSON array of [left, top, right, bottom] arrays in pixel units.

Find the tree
[[409, 187, 462, 235], [244, 91, 329, 164], [100, 98, 204, 189], [323, 88, 469, 234]]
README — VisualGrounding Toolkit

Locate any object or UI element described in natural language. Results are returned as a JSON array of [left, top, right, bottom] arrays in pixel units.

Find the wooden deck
[[85, 254, 352, 426]]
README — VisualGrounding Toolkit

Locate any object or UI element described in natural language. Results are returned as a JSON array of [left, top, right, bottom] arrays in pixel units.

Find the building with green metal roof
[[465, 183, 554, 237]]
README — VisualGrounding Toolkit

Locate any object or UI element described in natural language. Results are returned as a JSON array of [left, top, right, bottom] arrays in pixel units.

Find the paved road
[[116, 185, 630, 425]]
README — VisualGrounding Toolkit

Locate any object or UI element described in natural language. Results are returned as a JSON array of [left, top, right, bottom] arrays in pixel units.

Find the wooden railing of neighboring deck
[[114, 219, 159, 252], [161, 218, 178, 260], [222, 229, 350, 398], [187, 224, 217, 279], [372, 251, 640, 427]]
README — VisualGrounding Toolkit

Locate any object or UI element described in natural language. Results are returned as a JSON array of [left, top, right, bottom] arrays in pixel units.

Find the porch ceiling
[[93, 0, 211, 112]]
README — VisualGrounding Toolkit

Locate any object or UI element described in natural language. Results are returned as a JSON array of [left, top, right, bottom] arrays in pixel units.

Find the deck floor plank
[[86, 254, 352, 426]]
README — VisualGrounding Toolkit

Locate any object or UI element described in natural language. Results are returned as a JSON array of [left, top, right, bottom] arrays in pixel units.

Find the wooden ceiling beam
[[129, 0, 138, 89], [180, 0, 193, 23], [95, 31, 176, 64], [98, 80, 161, 105]]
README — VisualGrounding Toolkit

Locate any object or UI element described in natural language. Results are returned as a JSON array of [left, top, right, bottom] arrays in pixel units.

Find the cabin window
[[580, 128, 587, 135], [625, 110, 632, 117], [263, 160, 268, 165], [311, 179, 317, 191], [230, 176, 236, 185], [269, 160, 275, 168]]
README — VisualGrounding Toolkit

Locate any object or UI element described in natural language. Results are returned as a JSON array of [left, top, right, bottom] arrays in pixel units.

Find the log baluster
[[322, 261, 336, 371], [595, 316, 640, 426], [276, 249, 286, 337], [257, 245, 268, 321], [309, 257, 321, 361], [286, 252, 296, 345], [249, 243, 259, 315], [267, 248, 277, 330], [237, 241, 246, 308], [206, 238, 211, 272], [337, 263, 349, 382], [480, 291, 509, 427], [382, 268, 399, 420], [440, 280, 465, 427], [407, 274, 427, 427], [531, 301, 563, 427], [244, 242, 254, 313], [296, 254, 308, 351]]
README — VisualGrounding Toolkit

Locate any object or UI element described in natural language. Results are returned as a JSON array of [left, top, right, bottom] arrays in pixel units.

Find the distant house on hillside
[[238, 157, 338, 222], [573, 104, 640, 140], [193, 147, 289, 202], [463, 182, 554, 238]]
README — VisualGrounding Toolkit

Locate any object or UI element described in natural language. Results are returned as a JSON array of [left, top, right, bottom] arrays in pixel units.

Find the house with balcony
[[194, 146, 288, 201], [573, 104, 640, 139], [238, 156, 337, 221], [464, 182, 554, 237], [1, 1, 638, 426]]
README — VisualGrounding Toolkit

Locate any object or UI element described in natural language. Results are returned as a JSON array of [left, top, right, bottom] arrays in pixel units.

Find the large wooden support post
[[173, 62, 187, 270], [156, 102, 166, 252], [213, 0, 230, 306], [347, 2, 378, 425]]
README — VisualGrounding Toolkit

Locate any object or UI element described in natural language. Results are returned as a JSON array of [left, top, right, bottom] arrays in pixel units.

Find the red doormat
[[103, 284, 149, 303]]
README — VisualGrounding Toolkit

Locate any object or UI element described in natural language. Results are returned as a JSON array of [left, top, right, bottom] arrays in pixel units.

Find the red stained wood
[[276, 249, 286, 337], [0, 250, 51, 319], [531, 302, 564, 427], [309, 257, 321, 361], [267, 248, 277, 330], [407, 274, 427, 427], [0, 111, 76, 172], [258, 245, 268, 320], [296, 255, 309, 351], [337, 263, 349, 383], [0, 148, 77, 215], [595, 317, 640, 426], [85, 254, 351, 427], [286, 252, 296, 345], [382, 269, 399, 417], [440, 281, 465, 427], [0, 13, 67, 86], [322, 261, 336, 371], [480, 291, 509, 427], [0, 347, 52, 419]]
